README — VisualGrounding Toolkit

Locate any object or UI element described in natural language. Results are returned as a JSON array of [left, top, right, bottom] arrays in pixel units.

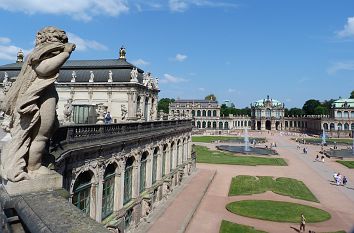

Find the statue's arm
[[34, 43, 75, 77]]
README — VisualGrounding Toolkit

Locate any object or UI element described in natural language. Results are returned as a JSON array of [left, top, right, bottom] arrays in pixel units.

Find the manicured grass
[[293, 138, 353, 145], [226, 200, 331, 223], [219, 220, 267, 233], [195, 145, 287, 166], [336, 160, 354, 168], [228, 175, 318, 202], [192, 136, 266, 143]]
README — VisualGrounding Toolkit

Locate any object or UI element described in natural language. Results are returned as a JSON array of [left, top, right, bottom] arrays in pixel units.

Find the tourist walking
[[300, 213, 306, 232], [343, 176, 348, 186], [105, 111, 112, 124], [315, 155, 319, 161], [321, 155, 325, 162], [336, 173, 342, 186]]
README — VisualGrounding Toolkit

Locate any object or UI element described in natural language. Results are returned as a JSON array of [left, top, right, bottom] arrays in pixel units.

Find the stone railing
[[51, 119, 192, 147]]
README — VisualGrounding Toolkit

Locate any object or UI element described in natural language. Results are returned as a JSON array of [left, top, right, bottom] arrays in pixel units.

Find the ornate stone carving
[[121, 104, 127, 120], [96, 103, 106, 124], [89, 71, 94, 82], [71, 71, 76, 82], [130, 67, 138, 83], [141, 198, 152, 218], [0, 26, 75, 182], [108, 70, 113, 83], [63, 98, 73, 124]]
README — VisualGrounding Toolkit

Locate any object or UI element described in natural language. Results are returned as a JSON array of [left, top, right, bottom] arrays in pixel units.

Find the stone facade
[[51, 120, 195, 233], [0, 48, 159, 125]]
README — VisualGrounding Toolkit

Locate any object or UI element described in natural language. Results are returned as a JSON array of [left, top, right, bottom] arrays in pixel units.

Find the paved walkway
[[186, 133, 354, 233], [141, 169, 216, 233]]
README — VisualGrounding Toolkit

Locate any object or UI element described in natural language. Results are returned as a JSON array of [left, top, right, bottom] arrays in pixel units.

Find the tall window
[[140, 152, 148, 193], [152, 148, 158, 184], [207, 110, 211, 117], [213, 110, 217, 116], [176, 140, 180, 166], [124, 157, 134, 204], [162, 145, 167, 177], [102, 164, 115, 219], [197, 110, 201, 116], [202, 110, 206, 117], [192, 110, 195, 117], [72, 171, 92, 215], [266, 109, 271, 118], [170, 142, 174, 170]]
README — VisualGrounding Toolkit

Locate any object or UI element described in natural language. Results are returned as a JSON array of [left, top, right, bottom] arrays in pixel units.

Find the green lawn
[[293, 138, 353, 145], [219, 220, 267, 233], [336, 160, 354, 168], [226, 200, 331, 223], [228, 175, 318, 202], [195, 145, 287, 166], [192, 136, 266, 143]]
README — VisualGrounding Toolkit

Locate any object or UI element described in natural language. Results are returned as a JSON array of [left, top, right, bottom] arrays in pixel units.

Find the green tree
[[205, 94, 217, 101], [287, 108, 304, 116], [302, 99, 321, 115], [157, 98, 175, 113], [314, 105, 328, 115], [350, 90, 354, 99]]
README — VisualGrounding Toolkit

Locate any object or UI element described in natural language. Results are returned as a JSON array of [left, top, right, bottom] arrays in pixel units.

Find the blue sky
[[0, 0, 353, 108]]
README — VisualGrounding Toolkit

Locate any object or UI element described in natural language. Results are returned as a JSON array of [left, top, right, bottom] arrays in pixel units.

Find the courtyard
[[184, 132, 354, 233]]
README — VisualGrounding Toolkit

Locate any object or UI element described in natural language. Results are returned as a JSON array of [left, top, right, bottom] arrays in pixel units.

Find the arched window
[[266, 109, 271, 117], [213, 110, 217, 117], [207, 121, 211, 128], [207, 110, 211, 117], [351, 123, 354, 130], [102, 164, 116, 219], [337, 123, 342, 130], [162, 144, 167, 177], [285, 121, 288, 128], [152, 148, 158, 184], [344, 111, 349, 118], [202, 110, 206, 117], [351, 111, 354, 118], [176, 140, 180, 166], [202, 121, 206, 128], [72, 171, 93, 215], [290, 121, 293, 127], [337, 111, 342, 118], [219, 122, 223, 129], [241, 121, 243, 127], [124, 157, 134, 204], [344, 123, 349, 130], [197, 121, 201, 128], [192, 110, 195, 117], [323, 123, 328, 130], [248, 121, 251, 126], [140, 152, 148, 193], [197, 110, 201, 117], [330, 123, 335, 131], [170, 142, 174, 170], [213, 121, 217, 128], [225, 122, 229, 129]]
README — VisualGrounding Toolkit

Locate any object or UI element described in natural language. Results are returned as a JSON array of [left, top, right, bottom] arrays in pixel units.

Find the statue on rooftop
[[0, 26, 75, 182]]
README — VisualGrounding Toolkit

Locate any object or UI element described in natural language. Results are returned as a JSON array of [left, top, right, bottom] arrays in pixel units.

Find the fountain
[[321, 128, 326, 145], [244, 127, 251, 152]]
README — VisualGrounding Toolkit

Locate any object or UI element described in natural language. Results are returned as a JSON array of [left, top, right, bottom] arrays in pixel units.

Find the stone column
[[95, 170, 104, 222], [166, 145, 171, 174], [132, 162, 139, 198], [146, 156, 153, 188], [119, 161, 126, 209], [113, 172, 122, 211], [90, 182, 98, 220], [146, 97, 152, 121], [127, 91, 136, 120], [156, 146, 162, 181]]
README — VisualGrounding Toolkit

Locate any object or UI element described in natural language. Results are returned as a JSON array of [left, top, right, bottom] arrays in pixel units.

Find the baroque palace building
[[0, 49, 195, 233], [170, 96, 354, 137]]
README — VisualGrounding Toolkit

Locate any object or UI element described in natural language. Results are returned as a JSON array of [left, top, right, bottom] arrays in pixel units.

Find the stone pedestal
[[2, 171, 63, 196]]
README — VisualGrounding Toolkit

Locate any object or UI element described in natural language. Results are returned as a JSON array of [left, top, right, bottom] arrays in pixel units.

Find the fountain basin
[[325, 149, 354, 158], [217, 145, 278, 156]]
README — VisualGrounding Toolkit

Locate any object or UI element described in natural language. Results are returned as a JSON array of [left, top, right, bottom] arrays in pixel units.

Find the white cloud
[[198, 87, 205, 91], [174, 53, 187, 62], [0, 37, 11, 44], [228, 88, 235, 93], [169, 0, 237, 12], [160, 73, 187, 83], [0, 0, 129, 21], [0, 44, 31, 61], [327, 61, 354, 75], [337, 17, 354, 38], [132, 58, 150, 66], [67, 32, 107, 51]]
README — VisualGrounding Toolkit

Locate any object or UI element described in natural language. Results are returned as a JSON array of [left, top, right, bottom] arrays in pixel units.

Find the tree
[[286, 108, 304, 116], [314, 105, 328, 115], [302, 99, 321, 115], [350, 90, 354, 99], [157, 98, 175, 113], [205, 94, 217, 101]]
